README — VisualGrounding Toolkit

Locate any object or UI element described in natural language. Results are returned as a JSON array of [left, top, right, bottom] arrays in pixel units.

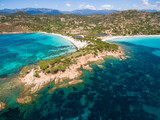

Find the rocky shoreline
[[0, 32, 128, 105], [16, 47, 126, 104]]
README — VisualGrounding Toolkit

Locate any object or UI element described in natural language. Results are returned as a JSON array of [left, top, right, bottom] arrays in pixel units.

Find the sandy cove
[[17, 47, 126, 104], [0, 32, 88, 50], [41, 32, 88, 49], [100, 35, 160, 41]]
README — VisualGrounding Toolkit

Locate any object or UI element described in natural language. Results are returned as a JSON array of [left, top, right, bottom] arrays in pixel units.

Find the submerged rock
[[83, 65, 92, 71], [16, 96, 32, 104], [97, 64, 104, 69], [0, 102, 6, 111], [68, 80, 83, 85]]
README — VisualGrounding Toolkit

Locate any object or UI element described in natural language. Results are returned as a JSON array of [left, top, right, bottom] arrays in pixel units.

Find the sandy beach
[[100, 35, 160, 41], [41, 32, 88, 49], [0, 32, 36, 34], [0, 31, 88, 50]]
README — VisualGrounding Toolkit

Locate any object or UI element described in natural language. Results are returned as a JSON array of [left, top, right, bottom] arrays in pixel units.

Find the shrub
[[49, 59, 56, 65], [38, 61, 49, 70], [34, 71, 40, 78], [60, 56, 64, 59], [73, 59, 77, 64], [51, 67, 59, 73], [21, 66, 29, 73], [54, 57, 61, 63], [58, 65, 66, 72], [34, 65, 38, 70], [20, 66, 29, 76], [45, 68, 50, 73], [94, 51, 98, 56], [38, 61, 46, 65], [62, 58, 71, 65]]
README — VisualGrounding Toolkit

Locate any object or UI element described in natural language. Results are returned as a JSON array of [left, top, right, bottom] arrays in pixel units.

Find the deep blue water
[[0, 33, 76, 78], [0, 36, 160, 120]]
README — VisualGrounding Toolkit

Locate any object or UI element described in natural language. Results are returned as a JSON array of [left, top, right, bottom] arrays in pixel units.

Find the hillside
[[12, 11, 31, 16], [0, 12, 11, 15], [0, 10, 159, 36], [0, 8, 159, 15]]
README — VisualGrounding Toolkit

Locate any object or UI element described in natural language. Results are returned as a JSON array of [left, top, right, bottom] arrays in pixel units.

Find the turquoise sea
[[109, 36, 160, 57], [0, 33, 76, 78], [0, 35, 160, 120]]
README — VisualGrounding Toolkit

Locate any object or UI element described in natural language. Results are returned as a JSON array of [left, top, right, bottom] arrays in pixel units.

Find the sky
[[0, 0, 160, 11]]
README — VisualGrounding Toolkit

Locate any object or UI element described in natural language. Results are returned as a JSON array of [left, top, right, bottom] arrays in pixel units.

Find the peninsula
[[17, 35, 125, 104], [0, 10, 159, 105]]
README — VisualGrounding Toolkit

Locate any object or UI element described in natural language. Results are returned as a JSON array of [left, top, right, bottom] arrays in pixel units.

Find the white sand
[[41, 32, 88, 49], [100, 35, 160, 41]]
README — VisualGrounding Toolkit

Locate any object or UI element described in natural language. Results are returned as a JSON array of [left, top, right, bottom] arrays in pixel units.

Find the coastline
[[0, 31, 88, 50], [0, 31, 128, 105], [100, 35, 160, 41], [2, 32, 159, 45], [17, 47, 126, 104], [41, 32, 88, 50], [0, 32, 36, 34]]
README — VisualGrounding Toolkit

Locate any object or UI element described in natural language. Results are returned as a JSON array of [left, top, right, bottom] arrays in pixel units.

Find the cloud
[[79, 4, 96, 10], [34, 4, 39, 7], [142, 0, 149, 5], [156, 1, 160, 4], [66, 4, 71, 7], [100, 5, 114, 10], [0, 3, 5, 9], [0, 3, 5, 7], [133, 0, 160, 10], [79, 4, 114, 10]]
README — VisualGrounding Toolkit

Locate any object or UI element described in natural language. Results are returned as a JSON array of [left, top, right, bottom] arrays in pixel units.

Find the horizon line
[[0, 7, 159, 11]]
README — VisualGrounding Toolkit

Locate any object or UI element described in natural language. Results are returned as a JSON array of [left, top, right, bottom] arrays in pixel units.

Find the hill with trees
[[0, 10, 159, 35]]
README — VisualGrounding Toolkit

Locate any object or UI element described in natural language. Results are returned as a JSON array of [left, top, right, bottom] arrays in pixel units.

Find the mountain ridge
[[0, 8, 159, 15]]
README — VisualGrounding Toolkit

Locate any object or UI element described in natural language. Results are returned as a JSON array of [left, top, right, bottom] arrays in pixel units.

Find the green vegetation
[[49, 59, 56, 65], [58, 66, 66, 72], [0, 10, 159, 35], [62, 58, 71, 65], [20, 66, 29, 76], [34, 65, 38, 70], [34, 71, 40, 78], [51, 67, 59, 73], [9, 10, 159, 77], [38, 61, 49, 70], [45, 68, 50, 73], [18, 35, 119, 78]]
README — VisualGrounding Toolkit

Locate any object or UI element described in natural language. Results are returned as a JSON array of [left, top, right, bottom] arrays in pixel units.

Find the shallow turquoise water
[[109, 36, 160, 57], [0, 33, 76, 78], [110, 36, 160, 48], [0, 36, 160, 120]]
